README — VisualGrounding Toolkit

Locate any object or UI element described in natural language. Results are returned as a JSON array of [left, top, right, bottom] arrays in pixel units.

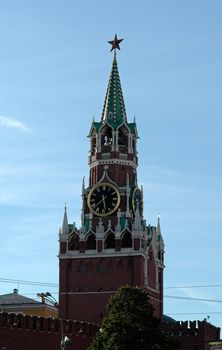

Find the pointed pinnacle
[[62, 204, 69, 235], [157, 214, 161, 234]]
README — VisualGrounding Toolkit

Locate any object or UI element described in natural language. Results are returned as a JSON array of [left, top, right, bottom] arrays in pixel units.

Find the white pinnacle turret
[[81, 177, 85, 230], [133, 201, 142, 231], [61, 204, 69, 235], [157, 214, 161, 235]]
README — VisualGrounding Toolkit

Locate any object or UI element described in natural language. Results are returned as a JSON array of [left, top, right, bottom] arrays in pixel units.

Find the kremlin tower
[[58, 35, 164, 324]]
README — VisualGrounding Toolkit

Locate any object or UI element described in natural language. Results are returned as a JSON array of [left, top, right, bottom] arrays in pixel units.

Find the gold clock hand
[[94, 195, 108, 209], [102, 195, 107, 210]]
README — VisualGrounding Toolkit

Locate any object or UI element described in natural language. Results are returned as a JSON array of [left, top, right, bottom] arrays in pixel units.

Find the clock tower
[[59, 36, 164, 324]]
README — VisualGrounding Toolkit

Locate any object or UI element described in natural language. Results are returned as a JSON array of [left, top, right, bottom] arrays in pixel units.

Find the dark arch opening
[[107, 259, 113, 272], [104, 233, 115, 249], [121, 231, 132, 248], [117, 258, 123, 271], [68, 233, 79, 251], [91, 136, 96, 155], [86, 234, 96, 250], [102, 126, 113, 145], [118, 128, 128, 146], [77, 260, 84, 272]]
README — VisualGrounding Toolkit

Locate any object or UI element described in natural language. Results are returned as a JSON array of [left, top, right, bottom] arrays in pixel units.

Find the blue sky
[[0, 0, 222, 330]]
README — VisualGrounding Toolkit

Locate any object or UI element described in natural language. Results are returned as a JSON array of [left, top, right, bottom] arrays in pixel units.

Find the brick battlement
[[162, 320, 220, 337], [162, 320, 220, 350], [0, 312, 99, 350], [0, 311, 98, 336]]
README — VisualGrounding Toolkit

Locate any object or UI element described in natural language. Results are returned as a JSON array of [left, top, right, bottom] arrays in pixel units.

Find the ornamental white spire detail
[[61, 204, 69, 235]]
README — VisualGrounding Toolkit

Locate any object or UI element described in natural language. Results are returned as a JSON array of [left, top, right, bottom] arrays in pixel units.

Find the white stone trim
[[101, 153, 110, 159], [119, 153, 128, 160], [145, 286, 161, 294], [90, 158, 137, 169], [59, 250, 148, 259]]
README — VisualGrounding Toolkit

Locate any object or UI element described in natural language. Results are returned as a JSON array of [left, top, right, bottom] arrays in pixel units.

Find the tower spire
[[101, 35, 126, 123], [157, 214, 161, 235], [61, 204, 69, 235]]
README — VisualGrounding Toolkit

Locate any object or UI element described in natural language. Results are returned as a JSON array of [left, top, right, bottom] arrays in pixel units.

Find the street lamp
[[37, 292, 71, 350]]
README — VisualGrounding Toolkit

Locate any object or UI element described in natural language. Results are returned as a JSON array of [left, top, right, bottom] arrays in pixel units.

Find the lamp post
[[37, 292, 71, 350]]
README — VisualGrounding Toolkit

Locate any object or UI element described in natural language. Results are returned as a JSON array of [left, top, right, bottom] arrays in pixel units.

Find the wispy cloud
[[0, 115, 30, 132], [178, 287, 222, 310]]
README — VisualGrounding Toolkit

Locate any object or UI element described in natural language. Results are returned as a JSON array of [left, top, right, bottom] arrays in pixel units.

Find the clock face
[[87, 182, 120, 217], [132, 187, 143, 216]]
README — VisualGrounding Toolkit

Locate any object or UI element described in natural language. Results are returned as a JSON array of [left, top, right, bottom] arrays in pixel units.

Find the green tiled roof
[[120, 217, 126, 231], [89, 52, 138, 135], [91, 120, 137, 134], [93, 122, 102, 132], [84, 218, 90, 232], [101, 52, 126, 128], [127, 122, 137, 134]]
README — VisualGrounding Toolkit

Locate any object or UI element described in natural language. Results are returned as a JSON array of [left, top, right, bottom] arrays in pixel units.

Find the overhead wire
[[165, 284, 222, 289], [165, 295, 222, 303], [1, 278, 222, 305], [1, 277, 222, 290], [0, 277, 58, 287], [167, 312, 222, 316]]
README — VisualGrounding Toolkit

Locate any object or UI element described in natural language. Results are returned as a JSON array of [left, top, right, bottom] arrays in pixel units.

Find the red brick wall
[[162, 320, 220, 350], [0, 312, 98, 350], [59, 255, 162, 324], [60, 256, 145, 323], [147, 249, 156, 290], [90, 163, 136, 187]]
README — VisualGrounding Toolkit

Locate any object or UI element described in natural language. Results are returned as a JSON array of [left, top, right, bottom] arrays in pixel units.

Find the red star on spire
[[108, 34, 123, 52]]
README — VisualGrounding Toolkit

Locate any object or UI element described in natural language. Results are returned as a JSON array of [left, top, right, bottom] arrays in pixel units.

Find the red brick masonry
[[0, 312, 99, 350]]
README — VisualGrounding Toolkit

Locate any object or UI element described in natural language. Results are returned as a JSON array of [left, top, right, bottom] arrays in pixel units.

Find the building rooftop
[[0, 289, 39, 306]]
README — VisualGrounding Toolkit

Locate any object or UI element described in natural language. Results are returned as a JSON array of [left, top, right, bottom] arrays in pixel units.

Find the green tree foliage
[[89, 286, 177, 350]]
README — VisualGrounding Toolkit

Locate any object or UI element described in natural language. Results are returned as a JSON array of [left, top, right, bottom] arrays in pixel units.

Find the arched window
[[118, 127, 128, 150], [68, 233, 79, 251], [117, 258, 123, 271], [102, 126, 112, 146], [86, 260, 93, 272], [91, 136, 96, 155], [132, 137, 136, 153], [107, 259, 113, 272], [104, 233, 115, 249], [121, 231, 132, 248], [127, 258, 133, 271], [77, 260, 84, 272], [96, 258, 105, 272], [86, 234, 96, 250]]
